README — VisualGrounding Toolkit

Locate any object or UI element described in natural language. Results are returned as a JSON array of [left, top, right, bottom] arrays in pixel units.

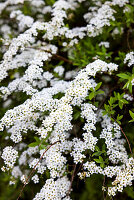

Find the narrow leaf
[[117, 73, 130, 79], [95, 82, 102, 91]]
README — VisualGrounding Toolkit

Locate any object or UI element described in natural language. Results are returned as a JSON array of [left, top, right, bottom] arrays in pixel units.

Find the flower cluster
[[33, 177, 70, 200], [1, 146, 18, 170], [0, 0, 133, 199], [124, 52, 134, 67]]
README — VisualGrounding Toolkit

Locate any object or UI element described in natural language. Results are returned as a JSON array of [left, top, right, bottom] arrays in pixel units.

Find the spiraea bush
[[0, 0, 134, 199]]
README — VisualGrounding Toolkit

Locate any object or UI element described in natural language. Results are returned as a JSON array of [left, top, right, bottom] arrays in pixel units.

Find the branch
[[67, 164, 77, 196], [26, 46, 73, 64], [17, 141, 60, 200], [112, 116, 133, 156], [119, 124, 133, 155], [53, 54, 73, 64]]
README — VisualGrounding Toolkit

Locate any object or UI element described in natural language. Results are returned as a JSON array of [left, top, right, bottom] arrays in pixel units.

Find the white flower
[[54, 66, 64, 76], [124, 52, 134, 67], [1, 146, 18, 170], [32, 174, 39, 184]]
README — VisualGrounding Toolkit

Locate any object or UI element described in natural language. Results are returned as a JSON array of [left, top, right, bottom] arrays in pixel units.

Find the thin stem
[[119, 124, 133, 155], [17, 141, 60, 200], [75, 162, 83, 176], [53, 54, 73, 64], [67, 164, 77, 196], [26, 46, 73, 64], [113, 116, 133, 155]]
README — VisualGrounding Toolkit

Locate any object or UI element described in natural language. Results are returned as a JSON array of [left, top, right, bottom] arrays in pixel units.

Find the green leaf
[[88, 92, 95, 100], [117, 114, 123, 120], [105, 158, 109, 164], [111, 117, 115, 122], [95, 146, 100, 151], [94, 102, 99, 107], [128, 83, 132, 93], [96, 90, 104, 95], [90, 88, 94, 92], [119, 101, 123, 109], [117, 73, 130, 79], [28, 142, 38, 147], [112, 104, 118, 109], [95, 82, 102, 91], [94, 156, 104, 163], [104, 104, 109, 111], [108, 97, 116, 106], [123, 82, 129, 89], [39, 144, 47, 150], [94, 159, 102, 163], [92, 151, 102, 157], [73, 111, 80, 120], [129, 119, 134, 123], [42, 141, 49, 145], [117, 120, 121, 125], [34, 136, 40, 143], [129, 110, 134, 119], [102, 144, 106, 151], [100, 163, 105, 168], [114, 91, 117, 98], [117, 93, 121, 100], [122, 99, 128, 104], [99, 156, 103, 162], [110, 110, 115, 115], [102, 110, 107, 116]]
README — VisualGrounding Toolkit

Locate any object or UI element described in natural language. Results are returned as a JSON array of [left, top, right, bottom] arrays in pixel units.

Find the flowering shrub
[[0, 0, 134, 199]]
